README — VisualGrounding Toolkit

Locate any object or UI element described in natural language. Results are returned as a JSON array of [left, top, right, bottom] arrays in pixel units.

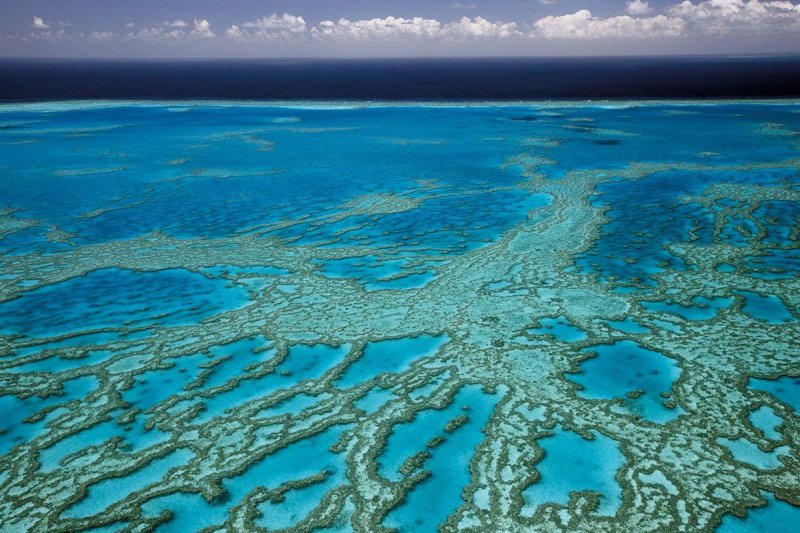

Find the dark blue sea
[[1, 55, 799, 100]]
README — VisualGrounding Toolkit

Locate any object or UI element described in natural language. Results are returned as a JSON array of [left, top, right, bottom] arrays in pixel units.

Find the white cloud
[[28, 29, 66, 41], [131, 26, 184, 40], [131, 18, 214, 40], [627, 1, 653, 16], [244, 14, 307, 33], [129, 19, 182, 40], [190, 19, 215, 39], [313, 16, 443, 39], [84, 31, 114, 41], [668, 0, 800, 34], [311, 16, 519, 39], [226, 13, 307, 39], [225, 25, 245, 39], [445, 17, 521, 38], [18, 1, 800, 48], [32, 16, 50, 30], [533, 9, 685, 39]]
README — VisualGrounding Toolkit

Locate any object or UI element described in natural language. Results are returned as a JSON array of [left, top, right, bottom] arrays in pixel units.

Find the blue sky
[[2, 0, 800, 57]]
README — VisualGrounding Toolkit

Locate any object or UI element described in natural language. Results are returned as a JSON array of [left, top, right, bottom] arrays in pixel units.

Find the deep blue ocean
[[1, 56, 800, 100]]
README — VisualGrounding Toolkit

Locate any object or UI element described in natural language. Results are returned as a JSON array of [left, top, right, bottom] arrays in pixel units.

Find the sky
[[1, 0, 800, 58]]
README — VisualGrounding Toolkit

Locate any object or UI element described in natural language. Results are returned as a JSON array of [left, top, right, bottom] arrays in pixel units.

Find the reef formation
[[0, 101, 797, 532]]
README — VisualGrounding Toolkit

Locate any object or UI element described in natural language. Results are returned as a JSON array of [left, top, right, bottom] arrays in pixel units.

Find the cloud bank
[[669, 0, 800, 34], [20, 1, 800, 50], [227, 14, 308, 40], [533, 10, 685, 39], [311, 16, 520, 40]]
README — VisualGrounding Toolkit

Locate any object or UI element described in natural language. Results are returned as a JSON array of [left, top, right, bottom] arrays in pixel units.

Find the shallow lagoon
[[521, 428, 625, 517], [570, 340, 682, 424], [0, 101, 798, 531]]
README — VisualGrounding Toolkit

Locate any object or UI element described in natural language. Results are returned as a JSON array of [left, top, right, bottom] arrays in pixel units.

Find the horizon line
[[3, 52, 800, 62]]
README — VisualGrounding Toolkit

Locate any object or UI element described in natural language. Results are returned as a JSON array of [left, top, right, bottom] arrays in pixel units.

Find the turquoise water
[[335, 334, 448, 389], [749, 406, 783, 441], [716, 437, 790, 470], [0, 268, 251, 338], [0, 101, 798, 531], [381, 385, 503, 531], [63, 448, 195, 519], [606, 318, 650, 334], [0, 375, 98, 455], [529, 316, 588, 343], [641, 297, 734, 322], [191, 343, 349, 424], [718, 492, 800, 533], [521, 428, 625, 517], [750, 376, 800, 411], [570, 341, 683, 424], [738, 291, 797, 324], [354, 387, 398, 414]]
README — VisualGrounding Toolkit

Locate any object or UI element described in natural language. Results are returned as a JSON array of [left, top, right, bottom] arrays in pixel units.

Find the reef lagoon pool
[[0, 101, 798, 532]]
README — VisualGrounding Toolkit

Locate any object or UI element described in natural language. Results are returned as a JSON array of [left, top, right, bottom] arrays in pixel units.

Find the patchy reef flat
[[0, 101, 798, 532]]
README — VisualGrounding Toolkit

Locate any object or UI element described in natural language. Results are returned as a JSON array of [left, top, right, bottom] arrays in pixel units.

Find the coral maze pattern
[[0, 102, 798, 532]]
